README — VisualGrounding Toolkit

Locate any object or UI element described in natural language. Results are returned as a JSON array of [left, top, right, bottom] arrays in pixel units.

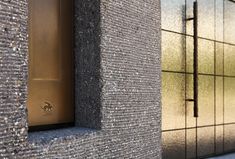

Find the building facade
[[0, 0, 235, 158], [0, 0, 161, 158]]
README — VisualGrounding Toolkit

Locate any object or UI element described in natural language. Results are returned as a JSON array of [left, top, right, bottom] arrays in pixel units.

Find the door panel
[[30, 0, 61, 80], [28, 0, 74, 127], [162, 0, 235, 158]]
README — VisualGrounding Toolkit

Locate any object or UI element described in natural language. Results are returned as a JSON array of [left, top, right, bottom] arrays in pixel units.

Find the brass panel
[[215, 0, 224, 42], [186, 0, 194, 36], [198, 0, 215, 40], [186, 37, 215, 75], [162, 31, 185, 72], [216, 126, 224, 155], [161, 0, 186, 33], [162, 130, 186, 159], [162, 72, 186, 130], [30, 0, 61, 80], [186, 129, 196, 159], [197, 75, 214, 126], [224, 0, 235, 44], [186, 74, 196, 128], [162, 0, 235, 158], [224, 124, 235, 152], [197, 127, 215, 157], [27, 0, 74, 126], [198, 39, 214, 74], [186, 36, 193, 73], [224, 44, 235, 76], [216, 43, 224, 75], [224, 77, 235, 123], [216, 77, 223, 125]]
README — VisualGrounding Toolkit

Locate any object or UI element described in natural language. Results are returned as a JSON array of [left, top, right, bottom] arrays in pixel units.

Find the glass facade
[[162, 0, 235, 158]]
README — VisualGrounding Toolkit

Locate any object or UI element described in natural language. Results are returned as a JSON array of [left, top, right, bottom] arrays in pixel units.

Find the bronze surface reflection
[[27, 0, 74, 127], [162, 0, 235, 158]]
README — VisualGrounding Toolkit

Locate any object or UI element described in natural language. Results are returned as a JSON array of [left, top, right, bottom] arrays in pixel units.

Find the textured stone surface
[[0, 0, 161, 158]]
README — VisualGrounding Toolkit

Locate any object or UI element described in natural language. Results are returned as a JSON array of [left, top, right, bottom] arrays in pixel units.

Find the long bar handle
[[185, 1, 198, 117], [193, 1, 198, 118]]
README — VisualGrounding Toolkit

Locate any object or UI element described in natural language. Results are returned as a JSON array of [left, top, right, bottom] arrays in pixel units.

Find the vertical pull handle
[[186, 1, 198, 118], [193, 1, 198, 117]]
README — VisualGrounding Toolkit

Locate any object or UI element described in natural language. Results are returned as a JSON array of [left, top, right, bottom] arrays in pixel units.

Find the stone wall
[[0, 0, 161, 158]]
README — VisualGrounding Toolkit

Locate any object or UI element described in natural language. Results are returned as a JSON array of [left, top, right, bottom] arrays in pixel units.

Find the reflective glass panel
[[197, 127, 215, 157], [198, 0, 215, 40], [215, 0, 224, 42], [198, 39, 215, 74], [224, 44, 235, 76], [216, 43, 224, 75], [186, 129, 196, 159], [162, 72, 186, 130], [224, 124, 235, 152], [216, 77, 223, 124], [162, 130, 186, 159], [224, 0, 235, 44], [161, 0, 186, 33], [224, 77, 235, 123], [162, 31, 185, 72], [197, 75, 215, 126], [216, 126, 224, 154]]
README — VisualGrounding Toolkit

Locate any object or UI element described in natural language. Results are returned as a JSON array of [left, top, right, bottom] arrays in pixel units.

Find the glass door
[[161, 0, 235, 158]]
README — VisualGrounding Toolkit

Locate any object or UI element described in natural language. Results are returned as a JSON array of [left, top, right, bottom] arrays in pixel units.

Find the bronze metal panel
[[27, 0, 74, 126]]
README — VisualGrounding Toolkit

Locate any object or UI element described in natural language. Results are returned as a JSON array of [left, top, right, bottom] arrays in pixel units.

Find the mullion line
[[162, 29, 235, 47], [162, 122, 235, 132], [184, 0, 188, 159], [162, 70, 235, 79], [214, 0, 217, 154], [184, 0, 187, 157], [223, 0, 225, 153]]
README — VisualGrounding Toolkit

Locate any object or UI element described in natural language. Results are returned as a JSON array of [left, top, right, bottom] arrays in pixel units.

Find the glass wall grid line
[[163, 122, 235, 132], [162, 29, 235, 46]]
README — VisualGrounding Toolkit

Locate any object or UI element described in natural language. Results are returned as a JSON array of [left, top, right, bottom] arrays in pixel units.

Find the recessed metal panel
[[27, 0, 74, 127]]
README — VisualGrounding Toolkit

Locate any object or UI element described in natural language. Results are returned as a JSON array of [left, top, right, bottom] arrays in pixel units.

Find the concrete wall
[[0, 0, 161, 158]]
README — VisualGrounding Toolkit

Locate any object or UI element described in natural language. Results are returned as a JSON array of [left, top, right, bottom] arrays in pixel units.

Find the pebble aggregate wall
[[0, 0, 161, 158]]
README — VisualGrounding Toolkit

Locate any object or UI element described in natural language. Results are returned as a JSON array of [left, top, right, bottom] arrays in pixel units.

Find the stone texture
[[0, 0, 161, 158]]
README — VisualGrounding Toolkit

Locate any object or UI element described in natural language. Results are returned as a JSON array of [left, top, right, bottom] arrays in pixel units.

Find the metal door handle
[[186, 1, 198, 118]]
